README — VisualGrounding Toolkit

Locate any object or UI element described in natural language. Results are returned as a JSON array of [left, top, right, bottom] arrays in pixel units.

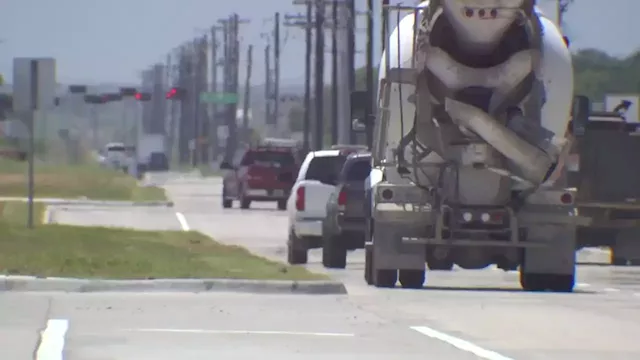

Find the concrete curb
[[0, 276, 347, 295], [0, 197, 174, 207]]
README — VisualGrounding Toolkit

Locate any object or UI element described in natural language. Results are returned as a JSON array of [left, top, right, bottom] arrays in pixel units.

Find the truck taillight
[[337, 189, 347, 207], [295, 186, 305, 211]]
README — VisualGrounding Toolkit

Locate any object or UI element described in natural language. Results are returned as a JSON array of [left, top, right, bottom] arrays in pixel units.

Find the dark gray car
[[321, 152, 372, 268]]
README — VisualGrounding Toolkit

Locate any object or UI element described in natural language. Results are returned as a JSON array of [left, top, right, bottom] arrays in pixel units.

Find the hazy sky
[[0, 0, 637, 86]]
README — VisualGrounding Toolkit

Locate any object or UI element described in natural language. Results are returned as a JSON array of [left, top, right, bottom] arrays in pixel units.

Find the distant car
[[221, 145, 300, 210], [321, 152, 372, 268], [104, 142, 127, 170], [286, 147, 368, 265], [147, 152, 169, 172]]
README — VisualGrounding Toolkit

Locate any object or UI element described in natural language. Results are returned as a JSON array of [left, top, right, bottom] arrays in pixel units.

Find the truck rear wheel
[[222, 199, 232, 208], [287, 231, 308, 265], [373, 269, 397, 288], [399, 269, 425, 289], [222, 188, 232, 208], [520, 272, 575, 292], [322, 234, 347, 269], [240, 199, 251, 209], [364, 246, 373, 284]]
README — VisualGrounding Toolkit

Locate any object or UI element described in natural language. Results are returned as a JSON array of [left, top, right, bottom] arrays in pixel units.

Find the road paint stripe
[[576, 283, 590, 288], [36, 319, 69, 360], [411, 326, 513, 360], [126, 328, 355, 337], [603, 287, 620, 292], [175, 212, 190, 231]]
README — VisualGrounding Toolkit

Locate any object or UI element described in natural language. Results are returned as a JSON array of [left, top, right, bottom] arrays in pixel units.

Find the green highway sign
[[199, 92, 238, 104]]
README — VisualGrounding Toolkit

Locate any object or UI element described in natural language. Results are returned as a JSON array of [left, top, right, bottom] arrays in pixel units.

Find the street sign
[[199, 92, 238, 104], [605, 93, 639, 123], [12, 57, 56, 112]]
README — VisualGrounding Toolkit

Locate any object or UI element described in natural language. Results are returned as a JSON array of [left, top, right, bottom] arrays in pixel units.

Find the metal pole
[[303, 3, 312, 153], [273, 12, 281, 133], [27, 59, 38, 229], [265, 44, 272, 126], [242, 45, 253, 139], [330, 0, 338, 145], [210, 27, 219, 161], [224, 14, 240, 164], [314, 0, 325, 150], [347, 0, 356, 144], [365, 0, 375, 148]]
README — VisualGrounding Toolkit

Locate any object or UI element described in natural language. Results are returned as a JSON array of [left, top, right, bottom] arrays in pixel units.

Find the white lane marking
[[603, 287, 620, 292], [411, 326, 514, 360], [126, 328, 354, 337], [175, 212, 190, 231], [576, 283, 591, 288], [36, 319, 69, 360]]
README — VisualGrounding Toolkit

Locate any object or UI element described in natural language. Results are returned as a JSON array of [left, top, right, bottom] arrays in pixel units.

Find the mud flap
[[522, 224, 576, 275], [371, 221, 426, 271], [613, 229, 640, 265]]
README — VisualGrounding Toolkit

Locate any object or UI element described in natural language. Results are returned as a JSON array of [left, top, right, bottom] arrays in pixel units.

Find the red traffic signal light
[[166, 87, 186, 100], [135, 92, 151, 101]]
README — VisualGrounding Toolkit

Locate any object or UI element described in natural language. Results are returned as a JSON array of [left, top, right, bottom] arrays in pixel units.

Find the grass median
[[0, 202, 325, 281], [0, 159, 166, 201]]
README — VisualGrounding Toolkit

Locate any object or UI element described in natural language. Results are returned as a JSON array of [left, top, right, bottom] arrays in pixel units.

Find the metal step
[[387, 68, 417, 85]]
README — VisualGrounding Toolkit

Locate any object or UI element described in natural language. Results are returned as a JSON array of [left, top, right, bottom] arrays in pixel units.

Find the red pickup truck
[[220, 145, 301, 210]]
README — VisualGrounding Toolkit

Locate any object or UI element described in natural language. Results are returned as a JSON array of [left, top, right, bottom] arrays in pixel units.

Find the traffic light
[[84, 94, 106, 104], [166, 87, 186, 100], [68, 85, 88, 94], [120, 87, 137, 97], [135, 92, 151, 101]]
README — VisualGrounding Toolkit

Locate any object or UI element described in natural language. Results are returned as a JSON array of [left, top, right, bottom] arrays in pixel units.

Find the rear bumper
[[244, 188, 290, 201], [294, 218, 324, 238]]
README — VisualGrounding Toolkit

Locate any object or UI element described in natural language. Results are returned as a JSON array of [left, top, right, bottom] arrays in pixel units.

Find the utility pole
[[347, 0, 356, 144], [330, 0, 339, 145], [303, 4, 312, 153], [365, 0, 375, 148], [221, 13, 248, 165], [264, 43, 272, 129], [210, 26, 220, 162], [284, 4, 314, 153], [314, 0, 325, 150], [242, 45, 254, 139], [196, 36, 209, 165], [273, 12, 281, 135]]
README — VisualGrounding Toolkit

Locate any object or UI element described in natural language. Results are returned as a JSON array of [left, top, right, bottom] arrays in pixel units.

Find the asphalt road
[[16, 171, 640, 359]]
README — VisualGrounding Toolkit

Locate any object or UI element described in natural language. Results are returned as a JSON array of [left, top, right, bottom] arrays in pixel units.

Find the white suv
[[286, 148, 361, 264]]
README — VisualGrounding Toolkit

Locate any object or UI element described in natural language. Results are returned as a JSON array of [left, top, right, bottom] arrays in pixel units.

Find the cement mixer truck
[[360, 0, 591, 292]]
